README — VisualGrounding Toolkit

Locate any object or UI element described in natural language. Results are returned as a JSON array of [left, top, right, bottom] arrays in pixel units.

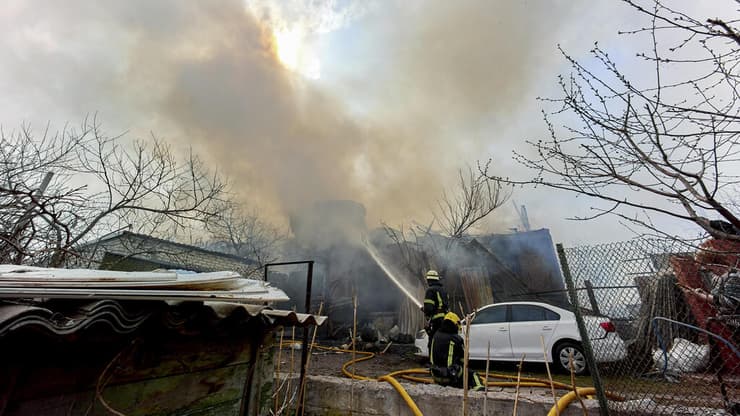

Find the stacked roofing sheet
[[0, 265, 325, 338], [0, 266, 289, 303]]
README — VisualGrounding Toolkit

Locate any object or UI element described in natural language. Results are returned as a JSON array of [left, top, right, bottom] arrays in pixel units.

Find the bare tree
[[0, 117, 226, 266], [437, 162, 512, 238], [203, 201, 286, 268], [380, 162, 510, 282], [381, 222, 434, 280], [491, 0, 740, 242]]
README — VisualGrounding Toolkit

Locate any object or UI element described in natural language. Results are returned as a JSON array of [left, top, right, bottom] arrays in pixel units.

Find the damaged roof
[[74, 231, 260, 277], [0, 265, 325, 340], [0, 299, 325, 339]]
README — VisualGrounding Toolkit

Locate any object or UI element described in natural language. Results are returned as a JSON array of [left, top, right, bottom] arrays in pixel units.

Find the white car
[[415, 301, 627, 375]]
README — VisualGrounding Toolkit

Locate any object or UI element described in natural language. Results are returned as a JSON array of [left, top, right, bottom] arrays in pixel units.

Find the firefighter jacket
[[430, 319, 485, 390], [423, 281, 448, 321], [430, 319, 464, 369]]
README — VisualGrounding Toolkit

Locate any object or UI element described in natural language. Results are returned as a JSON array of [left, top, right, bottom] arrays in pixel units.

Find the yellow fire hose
[[378, 375, 424, 416], [280, 342, 621, 415], [313, 345, 423, 416], [547, 387, 596, 416]]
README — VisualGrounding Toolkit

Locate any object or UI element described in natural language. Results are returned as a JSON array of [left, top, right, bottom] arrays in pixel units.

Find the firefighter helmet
[[426, 270, 440, 280], [444, 312, 461, 327]]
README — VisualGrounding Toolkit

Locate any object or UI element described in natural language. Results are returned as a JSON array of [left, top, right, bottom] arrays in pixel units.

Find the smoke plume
[[0, 0, 630, 232]]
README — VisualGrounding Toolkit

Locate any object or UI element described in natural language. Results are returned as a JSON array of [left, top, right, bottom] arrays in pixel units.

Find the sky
[[0, 0, 733, 247]]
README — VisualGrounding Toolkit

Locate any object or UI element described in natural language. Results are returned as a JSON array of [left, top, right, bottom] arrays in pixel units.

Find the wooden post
[[462, 311, 472, 416], [484, 340, 491, 415]]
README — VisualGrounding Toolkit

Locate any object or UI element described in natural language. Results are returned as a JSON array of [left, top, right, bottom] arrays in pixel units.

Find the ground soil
[[275, 340, 738, 412], [275, 340, 592, 385], [276, 341, 425, 379]]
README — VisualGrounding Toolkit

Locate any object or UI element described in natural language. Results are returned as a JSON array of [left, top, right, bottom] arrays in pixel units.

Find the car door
[[508, 304, 560, 361], [466, 304, 512, 360]]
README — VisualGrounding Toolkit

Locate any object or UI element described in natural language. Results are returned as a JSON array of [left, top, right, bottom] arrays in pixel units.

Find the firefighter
[[422, 269, 448, 353], [430, 312, 485, 391]]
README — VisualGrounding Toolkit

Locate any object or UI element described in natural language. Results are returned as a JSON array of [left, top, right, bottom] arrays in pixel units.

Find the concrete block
[[300, 375, 599, 416]]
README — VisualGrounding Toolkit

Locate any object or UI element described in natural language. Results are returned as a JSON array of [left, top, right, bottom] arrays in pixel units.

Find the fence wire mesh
[[561, 238, 740, 415]]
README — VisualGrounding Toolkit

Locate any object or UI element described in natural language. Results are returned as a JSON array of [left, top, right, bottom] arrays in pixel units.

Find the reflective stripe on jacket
[[423, 282, 448, 318], [430, 321, 464, 368]]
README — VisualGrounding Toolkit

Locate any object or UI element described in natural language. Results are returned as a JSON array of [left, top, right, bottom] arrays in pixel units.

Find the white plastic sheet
[[653, 337, 710, 373]]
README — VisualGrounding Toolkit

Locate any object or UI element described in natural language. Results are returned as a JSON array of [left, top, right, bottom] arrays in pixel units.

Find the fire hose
[[325, 345, 423, 416], [282, 342, 622, 415], [547, 387, 597, 416]]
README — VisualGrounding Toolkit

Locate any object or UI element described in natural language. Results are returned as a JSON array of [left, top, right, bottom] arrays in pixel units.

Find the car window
[[472, 305, 507, 324], [510, 305, 559, 322], [545, 309, 560, 320]]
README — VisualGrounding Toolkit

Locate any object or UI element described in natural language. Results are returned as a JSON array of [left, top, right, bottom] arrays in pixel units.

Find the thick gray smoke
[[0, 0, 636, 234]]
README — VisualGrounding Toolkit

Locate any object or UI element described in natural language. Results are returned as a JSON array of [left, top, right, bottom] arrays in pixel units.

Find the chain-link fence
[[559, 238, 740, 415]]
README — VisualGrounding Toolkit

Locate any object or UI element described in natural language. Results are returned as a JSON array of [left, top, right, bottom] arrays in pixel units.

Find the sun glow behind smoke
[[272, 27, 321, 79], [247, 1, 368, 80], [273, 29, 300, 71]]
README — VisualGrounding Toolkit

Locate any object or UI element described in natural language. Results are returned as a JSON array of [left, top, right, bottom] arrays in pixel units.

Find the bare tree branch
[[203, 200, 286, 271], [0, 116, 227, 266], [437, 162, 512, 238], [491, 0, 740, 243]]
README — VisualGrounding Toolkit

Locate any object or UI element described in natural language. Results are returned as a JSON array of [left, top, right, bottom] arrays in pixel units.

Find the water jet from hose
[[364, 240, 422, 308]]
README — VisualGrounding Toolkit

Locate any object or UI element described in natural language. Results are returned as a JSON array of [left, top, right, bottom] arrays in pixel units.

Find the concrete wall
[[300, 375, 599, 416]]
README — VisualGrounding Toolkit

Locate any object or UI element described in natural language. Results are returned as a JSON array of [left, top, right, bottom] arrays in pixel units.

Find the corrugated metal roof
[[0, 299, 325, 338], [202, 302, 325, 326], [78, 231, 258, 265]]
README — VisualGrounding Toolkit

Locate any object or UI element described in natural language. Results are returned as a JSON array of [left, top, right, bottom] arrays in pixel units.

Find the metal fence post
[[584, 280, 601, 316], [556, 243, 610, 416], [263, 260, 315, 416]]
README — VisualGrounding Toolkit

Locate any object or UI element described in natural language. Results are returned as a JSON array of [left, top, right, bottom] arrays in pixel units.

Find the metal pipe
[[266, 260, 318, 267], [296, 262, 314, 414]]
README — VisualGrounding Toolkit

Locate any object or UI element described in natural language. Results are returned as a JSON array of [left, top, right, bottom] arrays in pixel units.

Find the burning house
[[272, 200, 420, 340], [270, 200, 568, 343]]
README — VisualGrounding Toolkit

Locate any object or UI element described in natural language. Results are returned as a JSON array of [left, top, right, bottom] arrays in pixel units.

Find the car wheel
[[555, 342, 588, 375]]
